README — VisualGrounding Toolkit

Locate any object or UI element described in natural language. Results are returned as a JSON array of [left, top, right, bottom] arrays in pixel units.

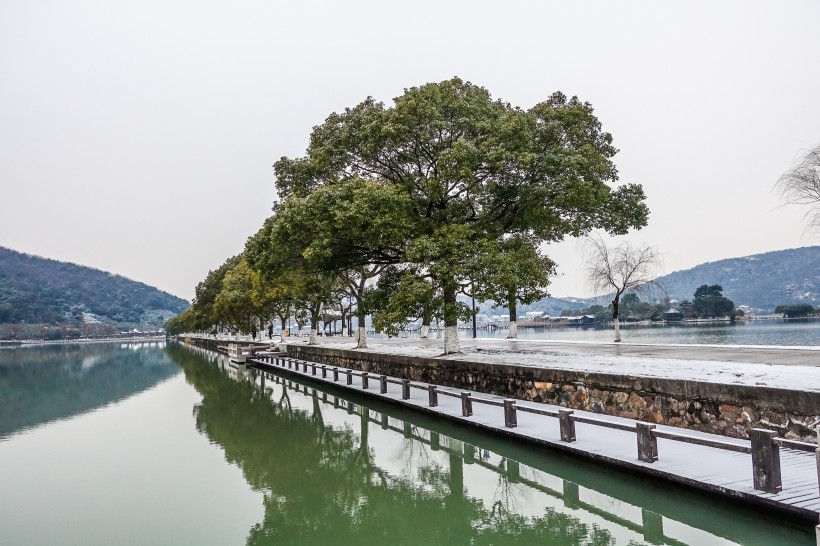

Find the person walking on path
[[251, 327, 257, 341], [268, 324, 273, 339]]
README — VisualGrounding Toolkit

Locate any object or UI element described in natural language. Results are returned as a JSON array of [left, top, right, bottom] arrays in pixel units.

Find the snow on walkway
[[301, 339, 820, 392]]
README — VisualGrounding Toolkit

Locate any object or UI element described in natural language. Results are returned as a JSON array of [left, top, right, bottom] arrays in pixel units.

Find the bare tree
[[584, 234, 662, 342], [776, 145, 820, 231]]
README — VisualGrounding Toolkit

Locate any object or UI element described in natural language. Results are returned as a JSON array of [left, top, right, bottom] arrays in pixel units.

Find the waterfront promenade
[[253, 348, 820, 523], [247, 350, 820, 527], [184, 334, 820, 533], [347, 336, 820, 366]]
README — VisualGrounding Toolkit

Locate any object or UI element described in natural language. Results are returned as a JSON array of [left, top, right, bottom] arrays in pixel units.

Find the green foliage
[[774, 303, 815, 318], [563, 294, 667, 322], [190, 254, 242, 330], [691, 284, 735, 318], [214, 259, 264, 332], [371, 266, 442, 336], [472, 235, 555, 321], [277, 77, 647, 344], [0, 247, 188, 333]]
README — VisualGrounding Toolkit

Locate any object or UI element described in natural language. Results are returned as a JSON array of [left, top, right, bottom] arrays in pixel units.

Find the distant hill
[[0, 247, 189, 332], [655, 246, 820, 312]]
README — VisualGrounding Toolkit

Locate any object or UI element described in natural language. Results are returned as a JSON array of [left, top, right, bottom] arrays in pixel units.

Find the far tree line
[[565, 284, 818, 322]]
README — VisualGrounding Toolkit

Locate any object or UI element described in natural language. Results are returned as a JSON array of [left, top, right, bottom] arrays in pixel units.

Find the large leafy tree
[[191, 255, 242, 332], [275, 78, 648, 353], [472, 235, 555, 339], [247, 179, 412, 347], [692, 284, 735, 319], [213, 258, 265, 335], [371, 266, 442, 338]]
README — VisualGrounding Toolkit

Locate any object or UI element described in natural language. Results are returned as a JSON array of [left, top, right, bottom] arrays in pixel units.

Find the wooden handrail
[[251, 355, 816, 496]]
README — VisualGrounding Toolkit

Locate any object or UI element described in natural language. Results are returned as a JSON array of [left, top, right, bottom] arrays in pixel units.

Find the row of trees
[[565, 284, 740, 323], [774, 303, 817, 318], [167, 78, 650, 352]]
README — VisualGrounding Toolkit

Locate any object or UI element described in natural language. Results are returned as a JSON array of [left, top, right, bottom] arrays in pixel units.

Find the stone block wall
[[287, 344, 819, 443]]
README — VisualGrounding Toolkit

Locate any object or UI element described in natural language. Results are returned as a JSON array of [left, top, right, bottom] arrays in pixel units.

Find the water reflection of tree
[[168, 344, 627, 546]]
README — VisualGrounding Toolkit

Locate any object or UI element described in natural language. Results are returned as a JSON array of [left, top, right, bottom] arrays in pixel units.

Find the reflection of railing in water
[[249, 352, 820, 526], [253, 370, 705, 546]]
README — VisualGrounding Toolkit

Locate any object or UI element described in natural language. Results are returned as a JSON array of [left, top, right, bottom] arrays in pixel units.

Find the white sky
[[1, 1, 819, 301]]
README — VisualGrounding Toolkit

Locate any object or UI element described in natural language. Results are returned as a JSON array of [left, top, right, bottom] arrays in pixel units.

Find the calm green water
[[0, 342, 814, 545]]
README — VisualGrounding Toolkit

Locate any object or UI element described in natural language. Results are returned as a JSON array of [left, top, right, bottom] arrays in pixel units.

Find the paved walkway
[[371, 336, 820, 366]]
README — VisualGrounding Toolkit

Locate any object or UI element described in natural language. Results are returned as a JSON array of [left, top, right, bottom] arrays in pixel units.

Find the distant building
[[565, 315, 597, 325], [664, 309, 683, 321]]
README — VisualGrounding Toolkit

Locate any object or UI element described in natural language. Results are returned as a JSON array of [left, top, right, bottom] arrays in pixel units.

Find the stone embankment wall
[[287, 345, 819, 443]]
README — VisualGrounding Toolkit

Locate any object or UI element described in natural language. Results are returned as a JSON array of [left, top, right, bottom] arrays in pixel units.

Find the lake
[[459, 319, 820, 346], [0, 342, 814, 545]]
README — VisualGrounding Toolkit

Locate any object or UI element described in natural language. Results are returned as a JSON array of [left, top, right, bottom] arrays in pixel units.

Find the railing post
[[464, 443, 476, 464], [347, 401, 355, 415], [815, 445, 819, 498], [507, 459, 520, 483], [333, 368, 339, 382], [321, 365, 327, 378], [380, 375, 388, 394], [362, 372, 369, 389], [637, 423, 658, 463], [559, 409, 576, 442], [504, 399, 517, 428], [750, 428, 782, 493], [428, 385, 438, 407], [642, 509, 664, 544], [402, 380, 410, 400], [302, 362, 307, 373], [461, 392, 473, 416], [346, 369, 353, 385], [311, 363, 317, 376]]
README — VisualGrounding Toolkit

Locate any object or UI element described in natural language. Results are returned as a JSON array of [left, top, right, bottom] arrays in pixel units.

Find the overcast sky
[[2, 1, 819, 302]]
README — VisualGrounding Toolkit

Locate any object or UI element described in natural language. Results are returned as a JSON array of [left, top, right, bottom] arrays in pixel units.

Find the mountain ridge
[[0, 246, 189, 333], [652, 246, 820, 311]]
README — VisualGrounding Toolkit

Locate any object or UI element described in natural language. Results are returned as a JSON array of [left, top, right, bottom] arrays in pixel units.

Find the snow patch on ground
[[303, 340, 820, 392]]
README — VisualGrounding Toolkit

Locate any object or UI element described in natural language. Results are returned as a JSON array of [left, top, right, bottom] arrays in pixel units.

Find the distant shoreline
[[0, 335, 167, 349]]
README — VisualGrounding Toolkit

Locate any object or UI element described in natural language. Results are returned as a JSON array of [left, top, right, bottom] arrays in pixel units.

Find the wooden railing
[[252, 353, 820, 497]]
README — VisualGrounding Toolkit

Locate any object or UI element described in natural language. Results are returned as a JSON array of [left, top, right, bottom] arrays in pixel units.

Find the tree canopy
[[170, 77, 650, 352], [269, 77, 648, 352]]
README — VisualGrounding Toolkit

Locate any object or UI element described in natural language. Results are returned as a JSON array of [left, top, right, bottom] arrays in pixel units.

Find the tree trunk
[[420, 308, 432, 339], [356, 308, 368, 349], [279, 316, 287, 342], [442, 281, 460, 354], [613, 296, 622, 342], [309, 307, 320, 345], [507, 298, 518, 339]]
